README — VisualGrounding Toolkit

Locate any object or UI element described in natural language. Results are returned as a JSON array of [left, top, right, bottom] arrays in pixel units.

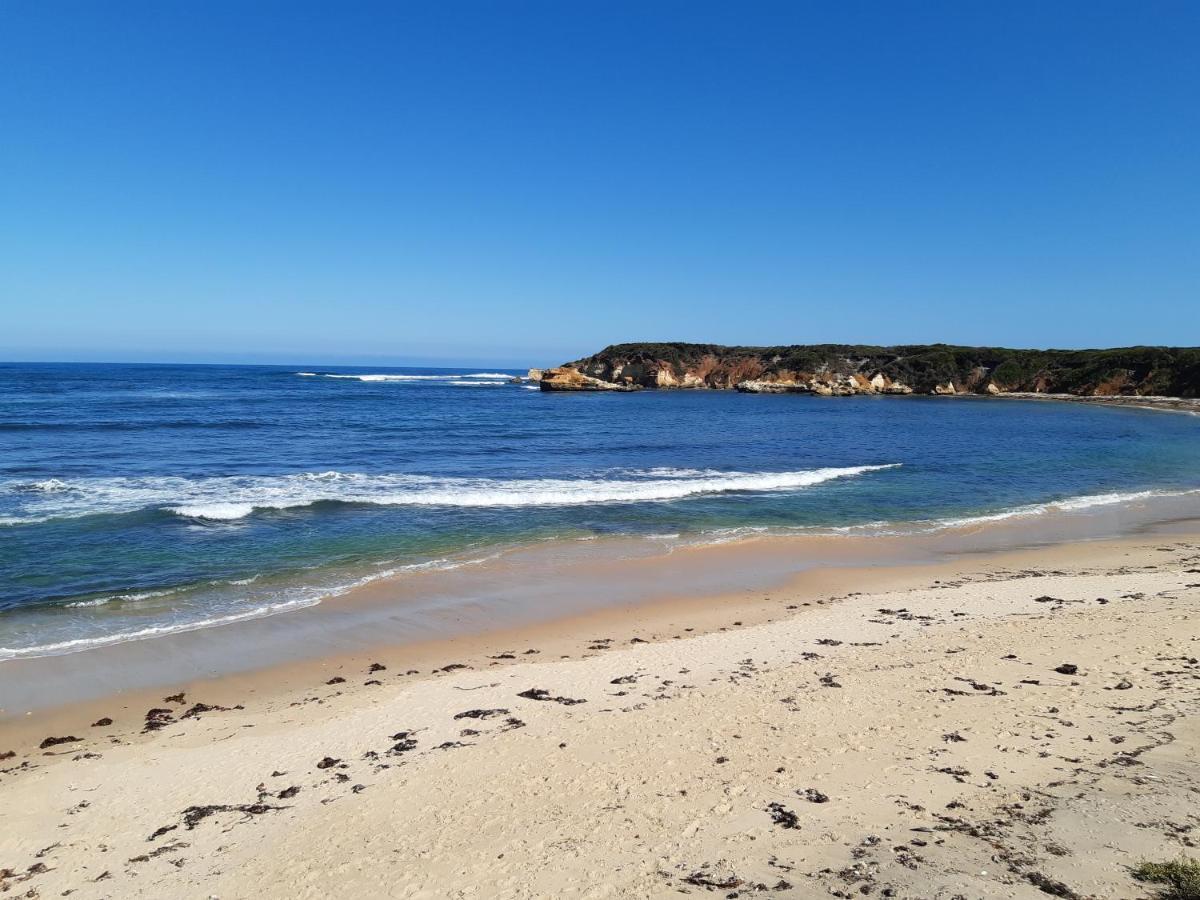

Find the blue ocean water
[[2, 362, 1199, 658]]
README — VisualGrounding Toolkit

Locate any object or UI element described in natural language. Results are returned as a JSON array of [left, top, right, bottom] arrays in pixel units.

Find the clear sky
[[1, 1, 1197, 366]]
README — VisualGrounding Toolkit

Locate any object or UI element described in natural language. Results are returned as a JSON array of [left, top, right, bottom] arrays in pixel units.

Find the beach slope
[[2, 537, 1198, 899]]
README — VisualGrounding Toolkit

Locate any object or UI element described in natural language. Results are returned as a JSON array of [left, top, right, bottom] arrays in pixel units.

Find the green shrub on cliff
[[571, 342, 1200, 396]]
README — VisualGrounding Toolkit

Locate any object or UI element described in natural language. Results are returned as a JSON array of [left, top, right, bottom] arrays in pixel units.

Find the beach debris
[[934, 766, 971, 782], [39, 735, 81, 749], [164, 692, 186, 704], [367, 662, 386, 672], [489, 652, 516, 659], [799, 788, 830, 803], [326, 676, 346, 685], [181, 702, 228, 719], [1054, 664, 1079, 675], [453, 708, 510, 720], [277, 786, 301, 799], [682, 869, 744, 889], [766, 802, 801, 828], [942, 731, 968, 743], [316, 756, 341, 769], [1112, 679, 1133, 690], [0, 862, 49, 892], [819, 673, 842, 688], [816, 638, 843, 646], [1023, 870, 1082, 898], [439, 663, 468, 672], [91, 717, 113, 727], [517, 688, 586, 705], [128, 839, 189, 864], [144, 708, 176, 731], [951, 676, 1006, 696], [0, 750, 16, 760], [177, 802, 285, 831], [389, 732, 418, 754], [610, 675, 638, 684]]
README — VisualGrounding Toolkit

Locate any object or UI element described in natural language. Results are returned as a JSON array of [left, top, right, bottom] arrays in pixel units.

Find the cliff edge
[[538, 342, 1200, 397]]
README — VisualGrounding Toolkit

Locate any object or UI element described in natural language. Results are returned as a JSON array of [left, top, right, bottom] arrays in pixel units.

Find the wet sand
[[1, 530, 1198, 898], [4, 486, 1200, 718]]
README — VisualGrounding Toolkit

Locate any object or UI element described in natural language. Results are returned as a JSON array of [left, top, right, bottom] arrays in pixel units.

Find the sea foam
[[0, 465, 900, 523], [299, 372, 514, 382]]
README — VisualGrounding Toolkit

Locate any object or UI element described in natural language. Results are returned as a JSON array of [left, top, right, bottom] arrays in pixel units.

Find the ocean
[[2, 361, 1199, 661]]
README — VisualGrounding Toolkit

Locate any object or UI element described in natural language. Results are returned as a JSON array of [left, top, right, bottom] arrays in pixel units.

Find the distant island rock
[[536, 342, 1200, 398]]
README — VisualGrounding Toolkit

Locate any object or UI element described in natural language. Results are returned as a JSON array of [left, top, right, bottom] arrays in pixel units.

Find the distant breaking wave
[[0, 465, 900, 524], [296, 372, 515, 382]]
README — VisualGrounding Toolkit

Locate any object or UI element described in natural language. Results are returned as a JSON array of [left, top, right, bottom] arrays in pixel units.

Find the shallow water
[[2, 361, 1199, 659]]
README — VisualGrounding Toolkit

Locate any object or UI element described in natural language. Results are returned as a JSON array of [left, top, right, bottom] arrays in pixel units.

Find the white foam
[[28, 479, 69, 492], [63, 588, 180, 608], [1, 465, 901, 523], [0, 552, 506, 660], [172, 502, 256, 520], [931, 489, 1199, 530], [300, 372, 515, 382], [0, 597, 322, 659]]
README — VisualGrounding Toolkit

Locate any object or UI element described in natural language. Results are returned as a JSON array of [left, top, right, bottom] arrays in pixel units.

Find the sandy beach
[[2, 532, 1198, 899]]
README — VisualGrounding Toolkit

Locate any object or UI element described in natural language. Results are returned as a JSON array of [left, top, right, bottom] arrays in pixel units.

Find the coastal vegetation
[[1133, 858, 1200, 900], [540, 342, 1200, 396]]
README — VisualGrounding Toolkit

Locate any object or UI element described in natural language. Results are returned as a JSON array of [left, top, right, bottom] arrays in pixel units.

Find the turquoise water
[[2, 362, 1199, 658]]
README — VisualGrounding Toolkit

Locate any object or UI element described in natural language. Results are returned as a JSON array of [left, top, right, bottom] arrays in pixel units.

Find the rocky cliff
[[539, 343, 1200, 397]]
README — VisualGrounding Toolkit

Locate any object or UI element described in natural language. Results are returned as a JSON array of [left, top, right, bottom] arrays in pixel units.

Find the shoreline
[[2, 524, 1198, 743], [1, 530, 1197, 898], [983, 391, 1200, 414], [4, 486, 1200, 721]]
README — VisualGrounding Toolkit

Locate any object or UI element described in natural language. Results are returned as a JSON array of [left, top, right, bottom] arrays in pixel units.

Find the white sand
[[2, 535, 1198, 898]]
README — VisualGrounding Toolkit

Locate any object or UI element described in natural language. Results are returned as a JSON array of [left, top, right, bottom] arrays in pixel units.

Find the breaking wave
[[928, 488, 1200, 529], [0, 465, 900, 524], [297, 372, 515, 382]]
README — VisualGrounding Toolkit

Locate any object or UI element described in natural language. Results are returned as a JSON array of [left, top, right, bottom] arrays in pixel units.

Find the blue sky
[[1, 1, 1197, 366]]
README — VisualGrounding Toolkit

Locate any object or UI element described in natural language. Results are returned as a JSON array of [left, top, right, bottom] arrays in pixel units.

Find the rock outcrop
[[538, 367, 642, 392], [543, 343, 1200, 397]]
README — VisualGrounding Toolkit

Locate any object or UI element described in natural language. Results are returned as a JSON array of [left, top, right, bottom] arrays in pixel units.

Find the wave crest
[[298, 372, 515, 382], [0, 465, 900, 523]]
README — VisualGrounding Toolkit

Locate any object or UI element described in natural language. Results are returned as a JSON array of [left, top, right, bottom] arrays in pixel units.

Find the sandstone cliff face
[[538, 366, 641, 392], [548, 343, 1200, 397]]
